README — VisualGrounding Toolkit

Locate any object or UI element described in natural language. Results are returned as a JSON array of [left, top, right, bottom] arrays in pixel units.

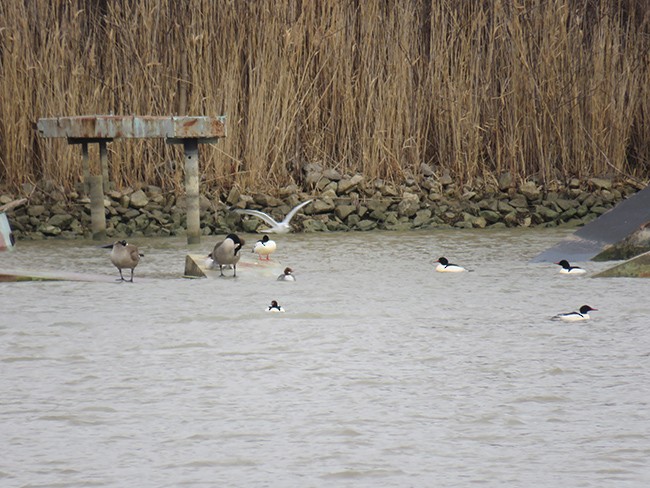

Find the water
[[1, 229, 649, 487]]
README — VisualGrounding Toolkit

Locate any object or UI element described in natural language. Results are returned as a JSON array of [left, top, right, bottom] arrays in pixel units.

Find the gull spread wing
[[233, 209, 281, 229], [281, 199, 313, 225]]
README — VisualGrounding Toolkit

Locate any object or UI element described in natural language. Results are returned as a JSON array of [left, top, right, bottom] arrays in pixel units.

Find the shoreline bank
[[0, 174, 645, 241]]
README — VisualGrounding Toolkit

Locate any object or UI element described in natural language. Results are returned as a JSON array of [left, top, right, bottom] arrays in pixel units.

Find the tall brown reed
[[0, 0, 648, 195]]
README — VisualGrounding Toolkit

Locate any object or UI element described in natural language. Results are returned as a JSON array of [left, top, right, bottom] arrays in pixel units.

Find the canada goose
[[252, 235, 276, 260], [103, 240, 143, 282], [212, 233, 245, 277], [233, 199, 312, 233]]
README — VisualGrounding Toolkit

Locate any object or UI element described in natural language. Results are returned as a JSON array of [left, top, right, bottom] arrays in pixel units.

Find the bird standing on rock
[[211, 233, 245, 277], [103, 240, 143, 282]]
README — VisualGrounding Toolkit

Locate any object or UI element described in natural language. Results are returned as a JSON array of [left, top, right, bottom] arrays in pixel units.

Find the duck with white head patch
[[552, 305, 598, 322], [211, 233, 245, 277]]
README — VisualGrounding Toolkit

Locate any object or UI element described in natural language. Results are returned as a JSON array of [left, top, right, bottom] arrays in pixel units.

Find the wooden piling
[[89, 174, 106, 240], [184, 139, 201, 244]]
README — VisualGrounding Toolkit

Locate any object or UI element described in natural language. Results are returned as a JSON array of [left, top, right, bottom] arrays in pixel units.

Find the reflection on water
[[1, 229, 649, 487]]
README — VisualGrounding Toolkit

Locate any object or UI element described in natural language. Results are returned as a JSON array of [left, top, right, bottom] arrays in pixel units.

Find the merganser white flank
[[552, 305, 597, 322], [233, 199, 312, 233], [556, 259, 586, 275], [435, 257, 470, 273], [277, 267, 296, 281], [252, 235, 277, 260], [266, 300, 285, 312]]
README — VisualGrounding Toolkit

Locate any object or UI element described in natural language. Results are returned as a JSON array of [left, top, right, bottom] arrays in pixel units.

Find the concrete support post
[[89, 175, 106, 241], [82, 143, 90, 195], [99, 141, 110, 192], [183, 139, 200, 244]]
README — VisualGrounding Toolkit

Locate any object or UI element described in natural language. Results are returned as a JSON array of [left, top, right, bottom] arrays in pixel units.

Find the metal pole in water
[[183, 139, 201, 244], [89, 174, 106, 241]]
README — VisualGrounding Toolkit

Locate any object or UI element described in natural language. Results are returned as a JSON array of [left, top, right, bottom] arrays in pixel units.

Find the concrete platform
[[0, 270, 123, 283], [593, 252, 650, 278], [184, 254, 283, 278]]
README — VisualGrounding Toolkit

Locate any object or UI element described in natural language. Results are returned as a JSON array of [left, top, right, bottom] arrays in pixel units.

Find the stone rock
[[420, 163, 435, 177], [439, 172, 453, 186], [337, 174, 364, 194], [509, 195, 528, 208], [129, 190, 149, 209], [520, 181, 541, 201], [355, 219, 377, 231], [322, 168, 342, 181], [311, 198, 335, 214], [397, 192, 420, 217], [28, 205, 47, 217], [226, 187, 240, 206], [498, 172, 513, 191], [302, 218, 329, 232], [335, 205, 357, 220], [413, 209, 432, 227], [479, 210, 501, 223], [589, 178, 612, 190], [534, 205, 559, 221], [48, 213, 74, 229], [39, 224, 62, 236]]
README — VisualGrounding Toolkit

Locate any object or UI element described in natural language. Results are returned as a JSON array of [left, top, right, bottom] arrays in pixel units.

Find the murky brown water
[[1, 229, 649, 487]]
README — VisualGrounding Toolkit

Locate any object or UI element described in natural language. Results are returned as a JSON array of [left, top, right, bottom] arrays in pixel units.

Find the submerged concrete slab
[[184, 254, 283, 279], [531, 185, 650, 263], [593, 252, 650, 278]]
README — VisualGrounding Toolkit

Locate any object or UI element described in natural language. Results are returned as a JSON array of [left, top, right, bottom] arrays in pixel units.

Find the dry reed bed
[[0, 0, 649, 195]]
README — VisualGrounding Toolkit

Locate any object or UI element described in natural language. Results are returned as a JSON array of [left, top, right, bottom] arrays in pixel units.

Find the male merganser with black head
[[556, 259, 586, 275], [211, 233, 245, 277], [435, 257, 470, 273], [552, 305, 597, 322], [266, 300, 285, 312], [277, 267, 296, 281], [102, 240, 143, 282], [252, 234, 277, 260]]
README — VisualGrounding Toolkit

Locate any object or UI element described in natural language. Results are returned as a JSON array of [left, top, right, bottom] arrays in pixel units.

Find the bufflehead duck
[[233, 199, 312, 233], [102, 240, 143, 282], [556, 259, 586, 275], [277, 267, 296, 281], [266, 300, 285, 312], [211, 233, 245, 277], [435, 257, 470, 273], [552, 305, 598, 322], [252, 235, 277, 260]]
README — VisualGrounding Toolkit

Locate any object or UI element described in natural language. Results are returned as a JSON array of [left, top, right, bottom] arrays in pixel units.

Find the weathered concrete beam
[[593, 252, 650, 278]]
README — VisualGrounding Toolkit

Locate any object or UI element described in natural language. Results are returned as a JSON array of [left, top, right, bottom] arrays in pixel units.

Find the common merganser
[[102, 240, 143, 282], [277, 267, 296, 281], [556, 259, 586, 275], [233, 199, 312, 233], [435, 257, 470, 273], [252, 235, 277, 260], [266, 300, 285, 312], [212, 234, 245, 277], [552, 305, 597, 322]]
